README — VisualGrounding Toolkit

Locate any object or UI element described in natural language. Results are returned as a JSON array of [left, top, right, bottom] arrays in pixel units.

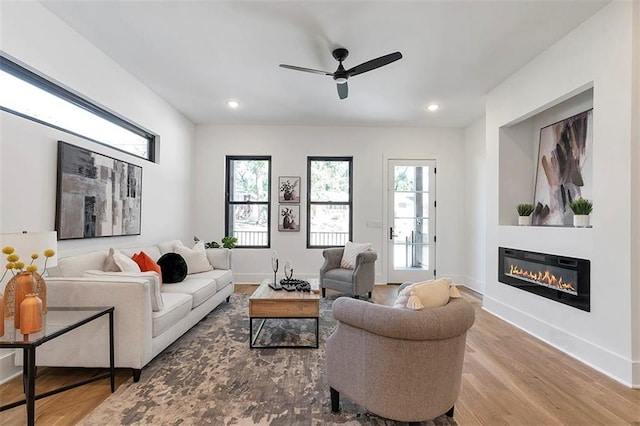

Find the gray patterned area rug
[[81, 294, 456, 425]]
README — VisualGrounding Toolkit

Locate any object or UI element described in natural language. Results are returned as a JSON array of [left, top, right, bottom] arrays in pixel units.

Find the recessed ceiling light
[[226, 100, 240, 109], [426, 104, 439, 112]]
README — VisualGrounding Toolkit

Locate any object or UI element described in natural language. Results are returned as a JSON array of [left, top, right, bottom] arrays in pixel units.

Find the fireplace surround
[[498, 247, 590, 311]]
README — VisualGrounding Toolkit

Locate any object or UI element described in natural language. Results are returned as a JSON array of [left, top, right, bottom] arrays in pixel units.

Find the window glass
[[226, 156, 271, 247], [307, 157, 352, 248]]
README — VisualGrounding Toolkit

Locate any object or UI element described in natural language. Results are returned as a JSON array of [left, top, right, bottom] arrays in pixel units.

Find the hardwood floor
[[1, 285, 638, 425]]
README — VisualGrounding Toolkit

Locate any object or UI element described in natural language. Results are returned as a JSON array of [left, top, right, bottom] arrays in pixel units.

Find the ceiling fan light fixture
[[226, 100, 240, 109], [426, 104, 440, 112], [335, 77, 348, 84]]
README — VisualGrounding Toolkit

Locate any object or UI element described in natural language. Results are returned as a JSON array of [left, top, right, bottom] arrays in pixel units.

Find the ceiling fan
[[279, 48, 403, 100]]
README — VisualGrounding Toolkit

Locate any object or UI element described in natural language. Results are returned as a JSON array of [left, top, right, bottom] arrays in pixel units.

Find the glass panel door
[[387, 159, 436, 283]]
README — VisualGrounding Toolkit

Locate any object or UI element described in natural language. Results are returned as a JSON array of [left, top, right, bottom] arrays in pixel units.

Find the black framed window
[[307, 156, 353, 248], [225, 156, 271, 248], [0, 55, 156, 162]]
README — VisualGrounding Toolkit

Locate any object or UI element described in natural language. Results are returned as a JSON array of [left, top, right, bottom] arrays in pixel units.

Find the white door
[[387, 159, 436, 283]]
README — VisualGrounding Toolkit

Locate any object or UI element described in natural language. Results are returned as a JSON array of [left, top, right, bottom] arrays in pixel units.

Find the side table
[[0, 306, 115, 426]]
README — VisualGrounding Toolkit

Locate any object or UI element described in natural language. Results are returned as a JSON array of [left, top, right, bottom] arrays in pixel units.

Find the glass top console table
[[0, 306, 115, 426]]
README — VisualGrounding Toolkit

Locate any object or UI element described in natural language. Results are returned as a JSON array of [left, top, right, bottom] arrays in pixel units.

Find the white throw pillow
[[172, 241, 213, 274], [113, 252, 141, 273], [340, 241, 372, 269], [83, 270, 164, 312]]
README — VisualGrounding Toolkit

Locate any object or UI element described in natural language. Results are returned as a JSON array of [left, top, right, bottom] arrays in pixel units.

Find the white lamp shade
[[0, 231, 58, 292]]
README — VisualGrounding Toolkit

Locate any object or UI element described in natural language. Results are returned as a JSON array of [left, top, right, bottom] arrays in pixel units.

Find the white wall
[[463, 117, 486, 294], [0, 2, 195, 258], [484, 2, 638, 386], [194, 125, 465, 284]]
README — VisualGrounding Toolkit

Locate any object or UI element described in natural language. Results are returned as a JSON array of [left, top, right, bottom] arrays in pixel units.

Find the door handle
[[389, 227, 398, 240]]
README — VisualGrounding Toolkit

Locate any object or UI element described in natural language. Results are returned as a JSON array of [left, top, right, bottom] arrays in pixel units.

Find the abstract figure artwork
[[532, 109, 593, 226], [56, 141, 142, 239]]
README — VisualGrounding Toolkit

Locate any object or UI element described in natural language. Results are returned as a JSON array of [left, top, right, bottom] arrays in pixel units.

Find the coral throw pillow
[[132, 251, 163, 284]]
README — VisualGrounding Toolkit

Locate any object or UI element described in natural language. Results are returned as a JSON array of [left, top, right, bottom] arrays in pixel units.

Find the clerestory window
[[0, 55, 156, 161]]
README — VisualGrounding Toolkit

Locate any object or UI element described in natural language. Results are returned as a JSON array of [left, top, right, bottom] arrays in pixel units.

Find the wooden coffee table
[[249, 279, 320, 349]]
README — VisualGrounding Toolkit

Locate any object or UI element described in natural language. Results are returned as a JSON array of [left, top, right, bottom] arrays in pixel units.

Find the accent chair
[[326, 286, 475, 423], [319, 246, 377, 298]]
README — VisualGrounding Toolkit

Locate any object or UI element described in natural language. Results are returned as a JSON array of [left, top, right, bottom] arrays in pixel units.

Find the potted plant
[[517, 203, 534, 226], [569, 197, 593, 227]]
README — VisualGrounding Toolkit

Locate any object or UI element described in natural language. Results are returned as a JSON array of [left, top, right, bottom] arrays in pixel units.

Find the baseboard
[[483, 295, 637, 387], [457, 275, 485, 295], [0, 349, 21, 384]]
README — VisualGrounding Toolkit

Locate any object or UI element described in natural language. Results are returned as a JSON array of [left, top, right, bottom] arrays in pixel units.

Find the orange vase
[[14, 272, 36, 329], [0, 292, 4, 337], [19, 294, 43, 335]]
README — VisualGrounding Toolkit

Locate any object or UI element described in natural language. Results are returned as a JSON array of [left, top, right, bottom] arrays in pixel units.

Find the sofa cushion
[[113, 252, 141, 273], [324, 268, 353, 282], [206, 248, 231, 270], [152, 292, 192, 337], [103, 248, 121, 272], [57, 250, 109, 277], [162, 277, 217, 309], [157, 240, 182, 255], [190, 269, 232, 290], [119, 246, 162, 262], [340, 242, 372, 269], [132, 251, 163, 284], [172, 242, 213, 274], [157, 253, 188, 283], [83, 270, 164, 312]]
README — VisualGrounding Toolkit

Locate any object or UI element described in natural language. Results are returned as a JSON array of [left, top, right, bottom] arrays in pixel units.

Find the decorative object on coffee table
[[517, 203, 534, 226], [278, 176, 300, 203], [569, 197, 593, 228], [20, 292, 43, 335]]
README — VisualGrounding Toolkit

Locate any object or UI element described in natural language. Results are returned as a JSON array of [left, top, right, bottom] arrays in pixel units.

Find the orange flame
[[509, 264, 576, 293]]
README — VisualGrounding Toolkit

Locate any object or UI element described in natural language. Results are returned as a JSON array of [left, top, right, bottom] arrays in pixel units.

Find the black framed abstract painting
[[56, 141, 143, 240], [532, 109, 593, 226]]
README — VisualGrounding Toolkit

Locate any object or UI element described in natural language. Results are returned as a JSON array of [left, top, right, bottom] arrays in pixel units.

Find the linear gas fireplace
[[498, 247, 590, 312]]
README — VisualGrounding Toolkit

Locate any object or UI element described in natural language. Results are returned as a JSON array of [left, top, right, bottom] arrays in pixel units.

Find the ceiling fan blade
[[279, 64, 333, 76], [337, 82, 348, 100], [346, 52, 403, 77]]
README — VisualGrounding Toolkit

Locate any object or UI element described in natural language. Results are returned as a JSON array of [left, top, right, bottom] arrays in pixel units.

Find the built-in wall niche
[[498, 86, 594, 226]]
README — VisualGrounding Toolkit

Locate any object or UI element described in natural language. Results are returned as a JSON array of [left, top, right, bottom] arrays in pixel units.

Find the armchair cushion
[[340, 242, 372, 269]]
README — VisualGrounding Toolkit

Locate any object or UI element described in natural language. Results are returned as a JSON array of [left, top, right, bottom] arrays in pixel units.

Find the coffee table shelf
[[249, 279, 320, 349]]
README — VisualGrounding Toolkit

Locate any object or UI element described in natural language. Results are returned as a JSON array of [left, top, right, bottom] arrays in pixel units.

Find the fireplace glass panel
[[504, 257, 578, 295]]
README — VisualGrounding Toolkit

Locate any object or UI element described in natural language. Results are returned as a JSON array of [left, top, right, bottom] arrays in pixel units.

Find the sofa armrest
[[332, 297, 475, 340], [205, 248, 232, 270], [42, 277, 154, 368]]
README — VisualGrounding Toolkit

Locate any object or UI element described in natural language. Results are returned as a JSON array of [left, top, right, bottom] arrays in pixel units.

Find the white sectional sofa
[[22, 240, 233, 381]]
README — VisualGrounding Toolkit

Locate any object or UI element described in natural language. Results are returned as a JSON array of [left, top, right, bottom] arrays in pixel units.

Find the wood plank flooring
[[1, 285, 638, 425]]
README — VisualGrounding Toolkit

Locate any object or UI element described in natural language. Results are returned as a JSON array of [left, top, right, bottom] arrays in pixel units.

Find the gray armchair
[[326, 294, 475, 423], [319, 247, 377, 298]]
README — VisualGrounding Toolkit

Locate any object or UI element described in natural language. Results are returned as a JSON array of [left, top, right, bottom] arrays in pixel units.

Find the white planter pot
[[518, 216, 532, 226], [573, 215, 590, 228]]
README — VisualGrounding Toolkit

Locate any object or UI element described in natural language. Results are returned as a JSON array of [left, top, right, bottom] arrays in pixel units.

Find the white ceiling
[[41, 0, 609, 128]]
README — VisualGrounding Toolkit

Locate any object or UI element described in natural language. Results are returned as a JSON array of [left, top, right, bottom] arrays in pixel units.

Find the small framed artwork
[[279, 205, 300, 232], [278, 176, 300, 203]]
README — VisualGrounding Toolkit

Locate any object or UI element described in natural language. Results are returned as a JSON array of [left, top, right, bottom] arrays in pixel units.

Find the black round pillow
[[157, 253, 188, 283]]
